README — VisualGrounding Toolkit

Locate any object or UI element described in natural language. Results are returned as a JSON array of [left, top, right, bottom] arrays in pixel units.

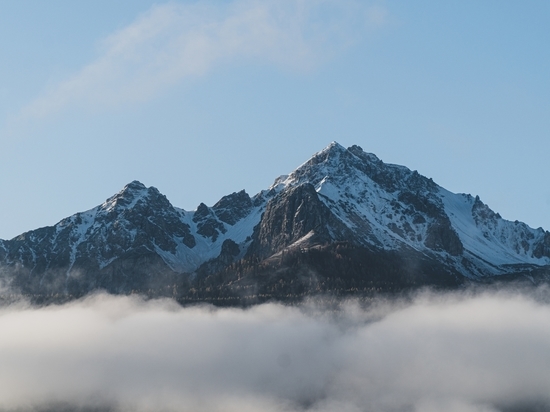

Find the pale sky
[[1, 0, 549, 240]]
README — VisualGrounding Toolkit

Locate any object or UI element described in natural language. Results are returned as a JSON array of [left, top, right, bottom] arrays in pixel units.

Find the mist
[[0, 289, 549, 412]]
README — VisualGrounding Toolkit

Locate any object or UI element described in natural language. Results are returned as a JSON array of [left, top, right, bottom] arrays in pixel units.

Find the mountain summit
[[1, 143, 549, 303]]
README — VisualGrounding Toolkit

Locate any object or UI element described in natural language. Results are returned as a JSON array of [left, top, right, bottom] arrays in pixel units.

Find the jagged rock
[[247, 183, 351, 259], [424, 218, 464, 256], [193, 203, 226, 241], [212, 190, 253, 225]]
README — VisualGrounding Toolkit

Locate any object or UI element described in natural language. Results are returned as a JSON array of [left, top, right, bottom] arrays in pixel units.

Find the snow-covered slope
[[442, 191, 550, 268]]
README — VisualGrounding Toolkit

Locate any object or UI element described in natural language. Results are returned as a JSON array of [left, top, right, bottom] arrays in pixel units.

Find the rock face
[[1, 142, 550, 303], [247, 183, 352, 259], [212, 190, 254, 225]]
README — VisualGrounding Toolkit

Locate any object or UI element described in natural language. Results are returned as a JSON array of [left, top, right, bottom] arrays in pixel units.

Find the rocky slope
[[1, 142, 549, 303]]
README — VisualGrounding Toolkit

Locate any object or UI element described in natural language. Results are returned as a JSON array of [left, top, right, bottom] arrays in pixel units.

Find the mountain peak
[[122, 180, 147, 192], [314, 142, 384, 167], [313, 141, 347, 159], [101, 180, 150, 212], [323, 141, 346, 152]]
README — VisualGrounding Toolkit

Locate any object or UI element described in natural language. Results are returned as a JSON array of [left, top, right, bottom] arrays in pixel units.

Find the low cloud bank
[[0, 289, 549, 412]]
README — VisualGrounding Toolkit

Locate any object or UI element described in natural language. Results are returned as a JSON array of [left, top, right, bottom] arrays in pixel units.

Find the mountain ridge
[[1, 142, 549, 303]]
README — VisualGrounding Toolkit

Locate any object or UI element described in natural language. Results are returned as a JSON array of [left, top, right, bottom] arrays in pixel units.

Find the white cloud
[[21, 0, 382, 119], [0, 289, 550, 411]]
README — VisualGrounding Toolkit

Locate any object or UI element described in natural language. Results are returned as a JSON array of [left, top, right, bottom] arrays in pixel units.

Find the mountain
[[1, 142, 549, 304]]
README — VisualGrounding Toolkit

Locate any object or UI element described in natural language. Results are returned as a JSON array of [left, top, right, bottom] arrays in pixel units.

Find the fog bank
[[0, 289, 549, 412]]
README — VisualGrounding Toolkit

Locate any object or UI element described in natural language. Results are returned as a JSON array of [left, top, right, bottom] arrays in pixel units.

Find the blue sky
[[1, 0, 549, 239]]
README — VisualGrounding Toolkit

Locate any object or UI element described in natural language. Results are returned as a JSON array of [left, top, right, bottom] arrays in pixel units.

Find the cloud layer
[[22, 0, 382, 118], [1, 289, 550, 412]]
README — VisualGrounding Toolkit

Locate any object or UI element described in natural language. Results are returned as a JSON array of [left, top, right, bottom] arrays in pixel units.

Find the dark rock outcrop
[[212, 190, 253, 225], [247, 184, 352, 258], [193, 203, 226, 241]]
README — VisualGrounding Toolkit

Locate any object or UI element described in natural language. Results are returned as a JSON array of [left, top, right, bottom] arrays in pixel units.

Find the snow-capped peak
[[319, 141, 347, 154], [262, 142, 550, 274], [100, 180, 150, 213]]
